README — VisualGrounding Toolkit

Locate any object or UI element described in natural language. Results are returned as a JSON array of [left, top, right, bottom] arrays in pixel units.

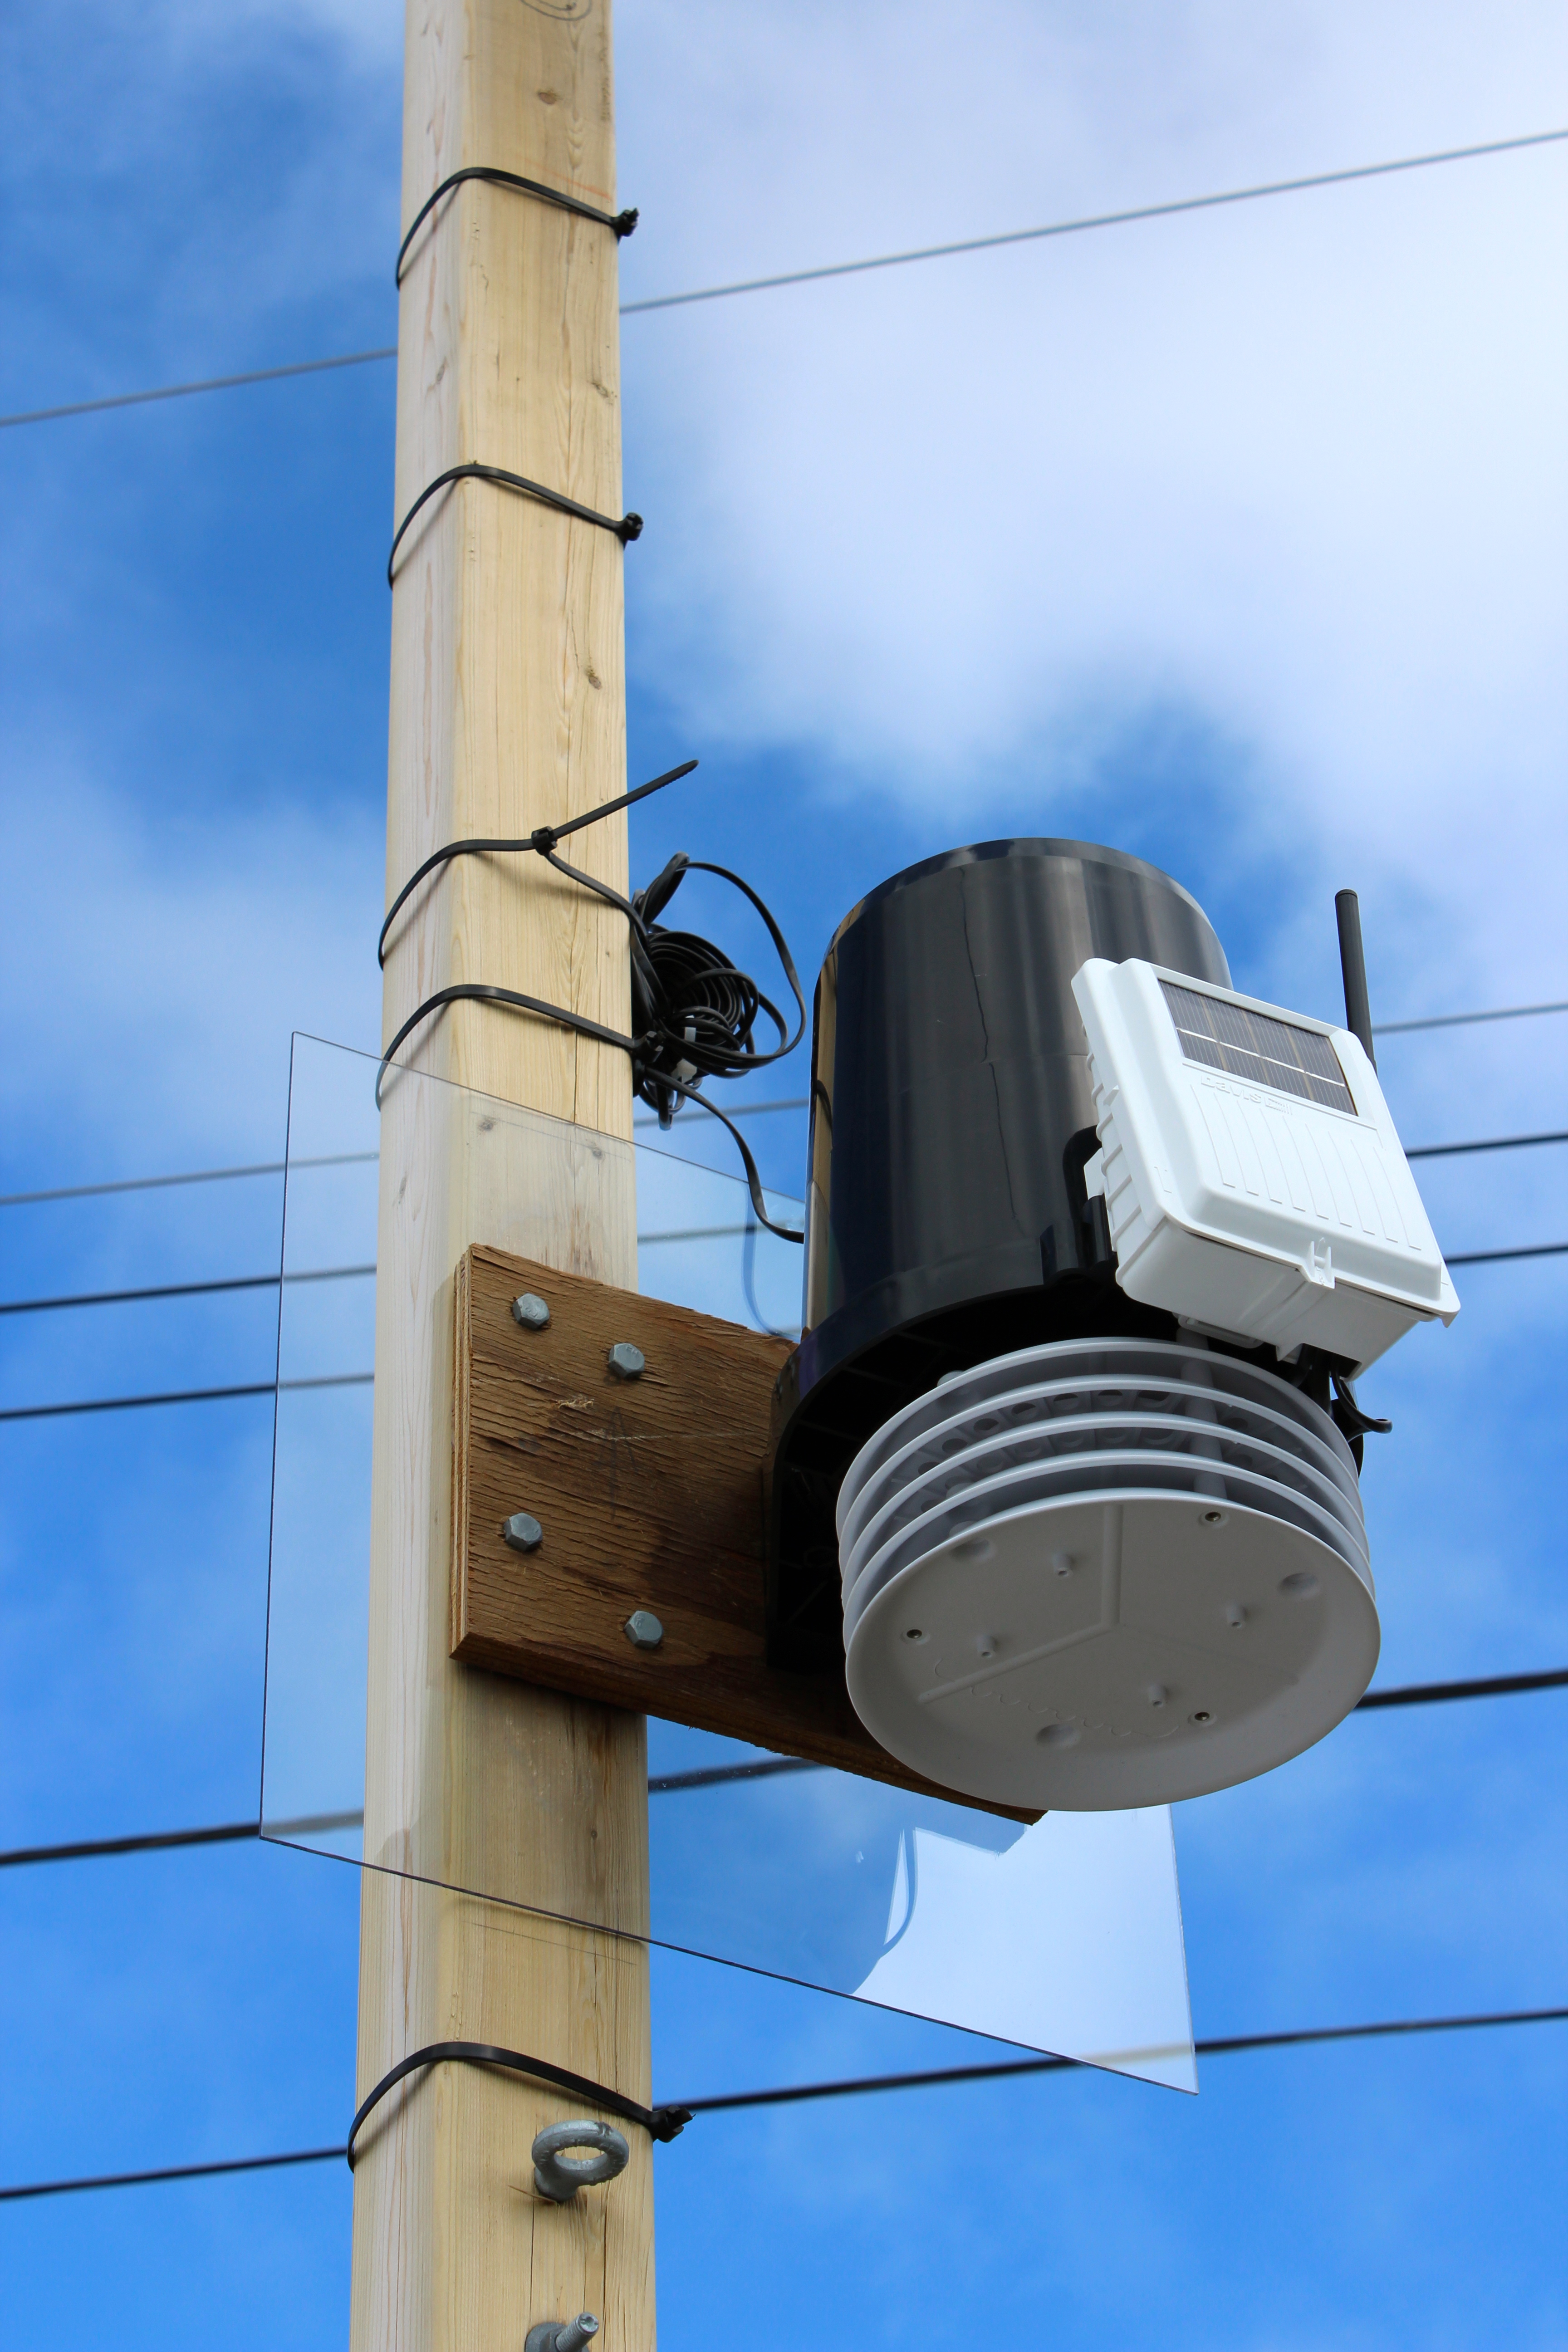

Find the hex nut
[[623, 1610, 664, 1651], [503, 1512, 544, 1555], [511, 1293, 550, 1331], [606, 1342, 646, 1381]]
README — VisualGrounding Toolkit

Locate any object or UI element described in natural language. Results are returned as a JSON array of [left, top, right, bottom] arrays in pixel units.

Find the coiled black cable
[[378, 762, 806, 1240]]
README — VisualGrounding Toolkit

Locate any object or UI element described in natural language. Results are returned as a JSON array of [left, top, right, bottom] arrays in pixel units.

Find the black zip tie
[[396, 166, 637, 285], [376, 984, 641, 1104], [388, 461, 642, 586], [347, 2041, 691, 2171], [378, 760, 697, 970]]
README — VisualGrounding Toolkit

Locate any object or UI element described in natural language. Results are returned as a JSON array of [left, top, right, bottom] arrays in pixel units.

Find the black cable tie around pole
[[346, 2041, 691, 2172], [376, 986, 645, 1107], [388, 461, 642, 586], [396, 166, 637, 285], [378, 760, 697, 969]]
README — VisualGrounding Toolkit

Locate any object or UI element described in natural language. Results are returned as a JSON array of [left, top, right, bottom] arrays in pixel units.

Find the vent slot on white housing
[[839, 1339, 1378, 1812], [1071, 959, 1459, 1374]]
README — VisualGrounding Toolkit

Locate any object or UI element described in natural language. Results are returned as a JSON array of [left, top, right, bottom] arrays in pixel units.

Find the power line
[[618, 127, 1568, 316], [1446, 1242, 1568, 1268], [0, 2145, 347, 2204], [6, 1664, 1562, 1874], [4, 127, 1563, 432], [1355, 1666, 1568, 1710], [632, 1098, 807, 1128], [1406, 1128, 1568, 1161], [0, 347, 398, 431], [1, 990, 1560, 1213], [5, 2001, 1563, 2203], [0, 1265, 375, 1318], [680, 2004, 1568, 2118], [0, 1151, 376, 1211], [0, 1372, 372, 1426], [0, 1221, 1557, 1337], [647, 1757, 817, 1795], [1375, 998, 1568, 1036]]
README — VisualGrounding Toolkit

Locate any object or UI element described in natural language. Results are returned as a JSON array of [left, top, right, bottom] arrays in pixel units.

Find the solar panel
[[1159, 981, 1357, 1115]]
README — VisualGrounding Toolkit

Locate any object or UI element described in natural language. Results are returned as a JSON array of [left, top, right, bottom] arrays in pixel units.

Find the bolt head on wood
[[512, 1293, 551, 1330], [607, 1342, 645, 1381], [503, 1512, 544, 1554], [623, 1609, 664, 1651]]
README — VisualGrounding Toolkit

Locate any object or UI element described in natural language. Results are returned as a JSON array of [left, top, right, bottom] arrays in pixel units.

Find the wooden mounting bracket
[[451, 1243, 1032, 1815]]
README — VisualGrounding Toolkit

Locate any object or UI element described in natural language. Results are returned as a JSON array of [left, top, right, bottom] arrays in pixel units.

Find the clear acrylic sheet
[[262, 1034, 1196, 2091]]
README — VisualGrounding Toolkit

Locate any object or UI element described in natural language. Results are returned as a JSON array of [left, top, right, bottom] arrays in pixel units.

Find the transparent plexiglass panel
[[262, 1034, 1195, 2091]]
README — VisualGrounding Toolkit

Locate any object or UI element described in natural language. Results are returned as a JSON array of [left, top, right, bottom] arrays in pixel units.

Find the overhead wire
[[5, 1665, 1563, 1873], [617, 126, 1568, 316], [3, 992, 1561, 1223], [4, 2002, 1563, 2203], [3, 124, 1564, 431], [0, 1152, 376, 1211], [0, 1372, 372, 1425], [0, 1266, 374, 1318]]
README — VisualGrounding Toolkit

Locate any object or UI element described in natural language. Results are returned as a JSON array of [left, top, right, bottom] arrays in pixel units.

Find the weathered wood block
[[452, 1242, 1031, 1813]]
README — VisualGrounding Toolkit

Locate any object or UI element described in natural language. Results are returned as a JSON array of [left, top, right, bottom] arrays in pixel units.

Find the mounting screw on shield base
[[511, 1293, 551, 1330], [606, 1342, 646, 1380], [503, 1512, 544, 1554], [623, 1610, 664, 1651]]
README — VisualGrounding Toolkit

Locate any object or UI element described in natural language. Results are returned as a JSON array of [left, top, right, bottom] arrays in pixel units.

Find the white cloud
[[610, 0, 1568, 994], [0, 761, 382, 1178]]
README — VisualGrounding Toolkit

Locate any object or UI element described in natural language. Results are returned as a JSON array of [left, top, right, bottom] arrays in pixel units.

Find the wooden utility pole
[[352, 1, 653, 2345]]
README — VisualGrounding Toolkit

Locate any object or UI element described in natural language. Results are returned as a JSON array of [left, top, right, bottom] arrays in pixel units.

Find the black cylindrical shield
[[768, 838, 1230, 1671]]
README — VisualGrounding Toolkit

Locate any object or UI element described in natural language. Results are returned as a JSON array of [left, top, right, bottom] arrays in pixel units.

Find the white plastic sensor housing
[[1070, 959, 1459, 1374], [838, 1339, 1379, 1811]]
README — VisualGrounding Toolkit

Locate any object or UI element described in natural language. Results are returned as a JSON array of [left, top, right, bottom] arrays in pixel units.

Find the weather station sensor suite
[[766, 840, 1458, 1813]]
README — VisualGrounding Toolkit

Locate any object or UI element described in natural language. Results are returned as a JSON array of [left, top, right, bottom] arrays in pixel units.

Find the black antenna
[[1335, 889, 1377, 1069]]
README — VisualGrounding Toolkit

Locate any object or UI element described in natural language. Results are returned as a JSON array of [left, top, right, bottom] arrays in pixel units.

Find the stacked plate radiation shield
[[837, 1338, 1377, 1809]]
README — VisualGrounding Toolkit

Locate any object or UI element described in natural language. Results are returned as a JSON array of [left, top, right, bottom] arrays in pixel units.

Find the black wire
[[377, 760, 696, 967], [1354, 1665, 1568, 1709], [0, 1151, 376, 1212], [387, 461, 641, 586], [6, 2002, 1564, 2203], [618, 126, 1568, 317], [1375, 997, 1568, 1036], [0, 1265, 374, 1317], [8, 127, 1567, 432], [395, 166, 637, 286], [8, 1664, 1563, 1874], [0, 1371, 372, 1425], [677, 2004, 1568, 2117], [1446, 1242, 1568, 1267], [1406, 1128, 1568, 1161]]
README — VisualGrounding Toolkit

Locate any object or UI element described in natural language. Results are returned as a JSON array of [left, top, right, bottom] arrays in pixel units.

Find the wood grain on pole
[[352, 3, 653, 2347]]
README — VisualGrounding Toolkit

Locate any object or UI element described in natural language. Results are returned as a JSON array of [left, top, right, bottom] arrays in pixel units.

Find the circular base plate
[[845, 1488, 1378, 1809]]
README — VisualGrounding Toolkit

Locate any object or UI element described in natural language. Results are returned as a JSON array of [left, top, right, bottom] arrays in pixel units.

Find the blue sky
[[1, 1, 1566, 2345]]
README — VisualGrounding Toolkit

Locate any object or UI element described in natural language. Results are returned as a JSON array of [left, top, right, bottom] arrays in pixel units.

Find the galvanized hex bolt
[[512, 1292, 550, 1331], [624, 1609, 664, 1651], [525, 2316, 599, 2352], [503, 1512, 544, 1554], [532, 2119, 629, 2205], [606, 1341, 645, 1381]]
